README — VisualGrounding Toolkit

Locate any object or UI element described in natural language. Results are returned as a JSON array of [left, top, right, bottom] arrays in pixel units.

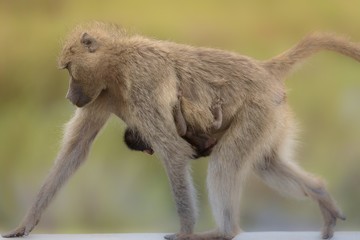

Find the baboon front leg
[[2, 108, 110, 238], [253, 149, 345, 239], [131, 97, 197, 240], [163, 161, 197, 240]]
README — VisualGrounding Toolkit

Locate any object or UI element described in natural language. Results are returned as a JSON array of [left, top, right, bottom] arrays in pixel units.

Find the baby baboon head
[[58, 22, 125, 107]]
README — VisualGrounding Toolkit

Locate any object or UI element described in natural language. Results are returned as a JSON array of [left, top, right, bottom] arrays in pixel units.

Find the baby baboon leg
[[253, 148, 345, 239], [211, 99, 223, 130]]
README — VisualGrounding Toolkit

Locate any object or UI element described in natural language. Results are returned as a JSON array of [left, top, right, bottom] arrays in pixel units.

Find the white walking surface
[[1, 232, 359, 240]]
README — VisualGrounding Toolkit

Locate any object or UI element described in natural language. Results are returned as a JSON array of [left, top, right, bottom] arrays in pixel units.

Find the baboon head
[[58, 23, 125, 107]]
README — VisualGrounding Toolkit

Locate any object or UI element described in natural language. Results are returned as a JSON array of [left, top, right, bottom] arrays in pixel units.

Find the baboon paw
[[318, 199, 346, 239], [2, 226, 27, 238], [320, 209, 340, 239], [321, 225, 335, 239], [164, 233, 191, 240], [164, 233, 176, 240], [321, 212, 346, 239], [164, 232, 234, 240], [2, 217, 39, 238]]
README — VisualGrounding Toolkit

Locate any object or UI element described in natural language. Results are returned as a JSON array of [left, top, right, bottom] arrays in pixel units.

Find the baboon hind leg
[[253, 147, 345, 239], [166, 141, 248, 240], [206, 148, 248, 240], [202, 104, 273, 240]]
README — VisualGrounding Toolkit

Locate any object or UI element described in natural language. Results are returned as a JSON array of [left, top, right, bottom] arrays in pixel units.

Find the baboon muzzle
[[66, 81, 92, 108]]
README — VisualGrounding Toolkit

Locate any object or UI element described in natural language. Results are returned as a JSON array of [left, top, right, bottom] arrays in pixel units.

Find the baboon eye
[[82, 38, 92, 46], [63, 62, 71, 70]]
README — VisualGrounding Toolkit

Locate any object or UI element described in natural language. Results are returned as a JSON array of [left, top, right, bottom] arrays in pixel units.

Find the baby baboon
[[173, 91, 222, 157], [124, 126, 217, 158], [125, 92, 222, 158], [3, 22, 360, 240], [181, 131, 217, 157], [124, 126, 218, 158], [124, 127, 154, 155]]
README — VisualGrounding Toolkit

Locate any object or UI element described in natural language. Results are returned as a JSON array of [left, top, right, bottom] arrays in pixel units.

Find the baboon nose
[[65, 90, 80, 106]]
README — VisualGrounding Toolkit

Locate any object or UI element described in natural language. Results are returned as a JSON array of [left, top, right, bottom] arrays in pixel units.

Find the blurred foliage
[[0, 0, 360, 234]]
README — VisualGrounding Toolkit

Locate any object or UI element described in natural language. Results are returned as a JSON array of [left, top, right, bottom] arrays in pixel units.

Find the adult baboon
[[3, 23, 360, 239]]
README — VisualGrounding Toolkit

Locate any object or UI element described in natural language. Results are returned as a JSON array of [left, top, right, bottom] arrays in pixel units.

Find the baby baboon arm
[[173, 94, 187, 136], [2, 107, 110, 238], [211, 100, 223, 130]]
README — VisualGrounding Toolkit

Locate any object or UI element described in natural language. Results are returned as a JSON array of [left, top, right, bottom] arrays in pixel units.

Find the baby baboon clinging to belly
[[124, 92, 222, 158], [3, 22, 360, 240]]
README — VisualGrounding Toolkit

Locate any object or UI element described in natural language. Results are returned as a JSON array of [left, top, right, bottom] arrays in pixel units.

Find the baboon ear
[[81, 33, 98, 53]]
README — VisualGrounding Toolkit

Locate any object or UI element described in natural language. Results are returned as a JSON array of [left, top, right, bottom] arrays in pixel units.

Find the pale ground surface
[[1, 232, 359, 240]]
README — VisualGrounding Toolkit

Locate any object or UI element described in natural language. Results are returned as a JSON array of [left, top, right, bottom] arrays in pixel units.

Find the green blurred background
[[0, 0, 359, 235]]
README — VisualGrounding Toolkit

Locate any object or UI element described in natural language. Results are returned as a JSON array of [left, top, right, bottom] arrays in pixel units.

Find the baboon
[[124, 124, 218, 158], [124, 127, 154, 155], [124, 125, 218, 158], [124, 92, 222, 158], [3, 22, 360, 240]]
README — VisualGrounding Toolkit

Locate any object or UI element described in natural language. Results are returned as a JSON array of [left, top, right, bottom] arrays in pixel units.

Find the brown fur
[[3, 22, 359, 239], [124, 92, 221, 158]]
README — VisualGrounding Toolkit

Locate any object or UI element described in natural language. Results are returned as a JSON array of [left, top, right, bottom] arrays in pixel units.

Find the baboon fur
[[4, 22, 360, 240], [124, 92, 222, 157]]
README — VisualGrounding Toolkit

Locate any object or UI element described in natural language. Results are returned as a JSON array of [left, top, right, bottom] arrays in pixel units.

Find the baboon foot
[[2, 226, 27, 238], [317, 194, 346, 239], [2, 216, 39, 238], [164, 230, 236, 240]]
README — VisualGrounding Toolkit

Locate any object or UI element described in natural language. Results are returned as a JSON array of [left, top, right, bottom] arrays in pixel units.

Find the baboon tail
[[262, 32, 360, 80]]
